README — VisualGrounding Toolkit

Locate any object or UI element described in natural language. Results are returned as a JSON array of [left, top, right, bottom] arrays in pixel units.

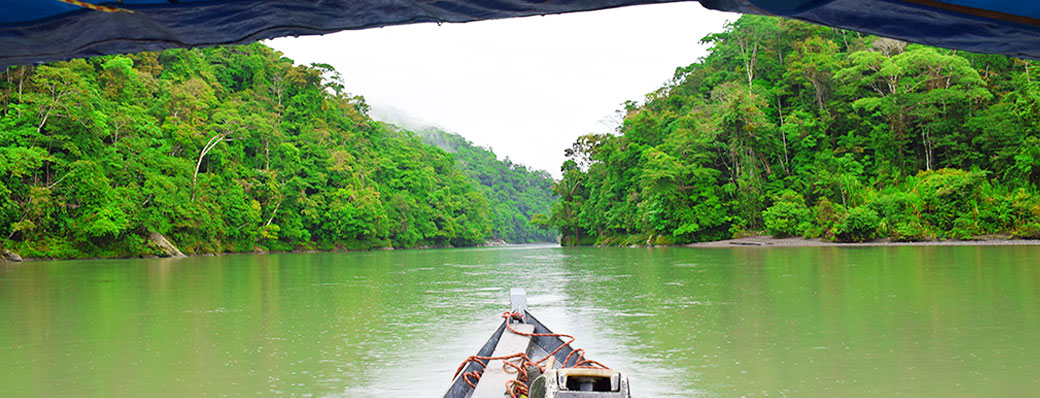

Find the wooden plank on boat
[[472, 323, 535, 398]]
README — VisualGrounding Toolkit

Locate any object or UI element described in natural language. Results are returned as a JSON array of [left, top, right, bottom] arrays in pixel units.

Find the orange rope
[[451, 351, 533, 397], [56, 0, 134, 14], [452, 311, 610, 397]]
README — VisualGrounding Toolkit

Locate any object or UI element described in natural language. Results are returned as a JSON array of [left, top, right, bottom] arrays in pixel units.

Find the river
[[1, 245, 1038, 397]]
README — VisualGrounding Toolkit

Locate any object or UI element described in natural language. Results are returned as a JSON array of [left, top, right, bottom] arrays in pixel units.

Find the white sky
[[267, 3, 735, 178]]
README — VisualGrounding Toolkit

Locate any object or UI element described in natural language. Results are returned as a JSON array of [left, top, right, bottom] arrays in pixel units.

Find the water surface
[[1, 245, 1038, 397]]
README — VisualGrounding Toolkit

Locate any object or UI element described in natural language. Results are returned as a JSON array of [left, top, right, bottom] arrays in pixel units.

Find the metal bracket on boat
[[529, 368, 631, 398], [510, 287, 527, 323]]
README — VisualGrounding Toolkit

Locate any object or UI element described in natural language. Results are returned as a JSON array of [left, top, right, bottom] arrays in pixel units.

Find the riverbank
[[0, 239, 553, 263], [686, 235, 1040, 248]]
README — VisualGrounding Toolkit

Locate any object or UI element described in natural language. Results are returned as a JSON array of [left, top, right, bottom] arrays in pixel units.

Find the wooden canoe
[[443, 288, 631, 398]]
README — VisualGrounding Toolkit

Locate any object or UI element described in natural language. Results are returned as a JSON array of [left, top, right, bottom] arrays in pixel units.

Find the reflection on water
[[1, 245, 1038, 397]]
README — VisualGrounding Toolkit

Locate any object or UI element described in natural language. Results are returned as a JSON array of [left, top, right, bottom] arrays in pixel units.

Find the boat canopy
[[2, 0, 1039, 66]]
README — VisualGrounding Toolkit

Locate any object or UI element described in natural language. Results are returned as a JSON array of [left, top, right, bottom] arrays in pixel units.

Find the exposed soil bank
[[686, 235, 1040, 248]]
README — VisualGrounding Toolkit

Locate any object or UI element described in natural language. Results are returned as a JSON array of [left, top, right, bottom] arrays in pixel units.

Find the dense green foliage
[[413, 127, 556, 242], [762, 190, 812, 238], [0, 44, 512, 258], [550, 15, 1040, 244]]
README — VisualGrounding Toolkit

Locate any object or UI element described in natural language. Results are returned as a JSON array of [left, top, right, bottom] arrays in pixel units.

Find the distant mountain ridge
[[394, 124, 558, 243]]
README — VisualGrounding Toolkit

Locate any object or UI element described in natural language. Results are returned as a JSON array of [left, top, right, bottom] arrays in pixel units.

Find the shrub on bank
[[763, 190, 813, 238], [891, 221, 929, 241], [1014, 222, 1040, 239], [914, 169, 984, 238], [868, 190, 920, 237], [807, 197, 840, 239], [834, 206, 881, 242]]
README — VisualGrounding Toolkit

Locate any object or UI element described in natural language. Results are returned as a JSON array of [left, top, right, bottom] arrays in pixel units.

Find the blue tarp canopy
[[1, 0, 1039, 66]]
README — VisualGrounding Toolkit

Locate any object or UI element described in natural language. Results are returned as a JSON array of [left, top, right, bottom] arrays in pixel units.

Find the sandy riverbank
[[685, 235, 1040, 248]]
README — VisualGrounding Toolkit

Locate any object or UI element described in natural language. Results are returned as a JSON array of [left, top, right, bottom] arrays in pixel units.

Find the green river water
[[1, 245, 1038, 397]]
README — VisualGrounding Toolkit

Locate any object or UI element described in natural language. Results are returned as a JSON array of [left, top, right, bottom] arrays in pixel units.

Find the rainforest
[[0, 44, 556, 259], [547, 15, 1040, 245]]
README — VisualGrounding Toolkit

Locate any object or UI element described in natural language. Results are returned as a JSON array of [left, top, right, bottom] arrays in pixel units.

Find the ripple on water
[[615, 312, 655, 317], [528, 293, 566, 306], [445, 286, 503, 293], [446, 263, 482, 268], [182, 307, 238, 314], [524, 253, 568, 260]]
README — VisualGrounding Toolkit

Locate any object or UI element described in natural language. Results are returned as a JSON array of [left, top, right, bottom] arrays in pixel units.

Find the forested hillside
[[550, 15, 1040, 245], [412, 127, 557, 242], [0, 44, 501, 258]]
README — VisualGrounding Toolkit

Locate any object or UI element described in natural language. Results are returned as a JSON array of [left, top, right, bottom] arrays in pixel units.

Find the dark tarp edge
[[2, 0, 1039, 67], [0, 0, 689, 67]]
